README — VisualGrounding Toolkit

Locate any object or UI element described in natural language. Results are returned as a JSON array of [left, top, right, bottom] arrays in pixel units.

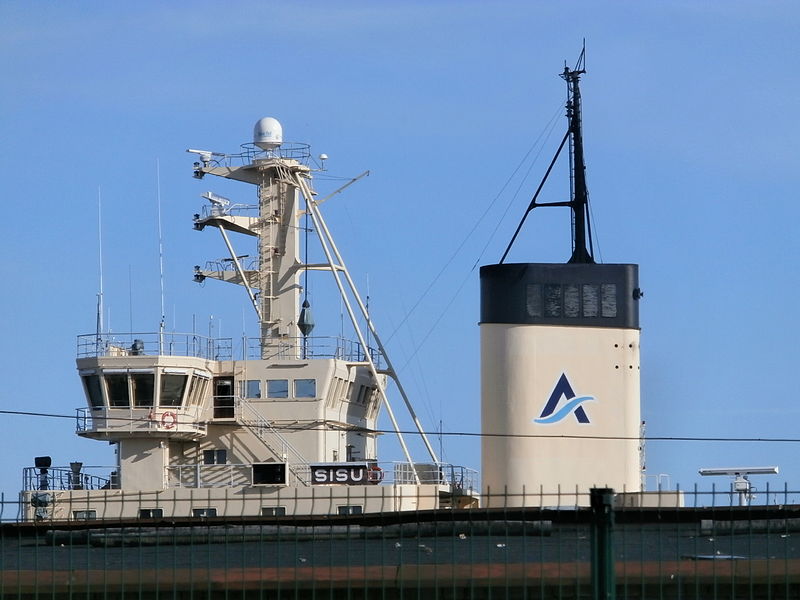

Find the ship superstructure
[[21, 119, 477, 521]]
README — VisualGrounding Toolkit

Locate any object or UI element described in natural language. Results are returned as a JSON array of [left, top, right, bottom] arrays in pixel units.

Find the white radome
[[253, 117, 283, 150]]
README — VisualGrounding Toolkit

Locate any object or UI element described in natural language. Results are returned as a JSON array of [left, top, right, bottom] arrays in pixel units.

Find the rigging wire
[[394, 106, 565, 371], [1, 409, 798, 444], [385, 103, 564, 345]]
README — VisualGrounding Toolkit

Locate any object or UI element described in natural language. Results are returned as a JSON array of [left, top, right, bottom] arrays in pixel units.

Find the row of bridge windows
[[82, 370, 210, 410]]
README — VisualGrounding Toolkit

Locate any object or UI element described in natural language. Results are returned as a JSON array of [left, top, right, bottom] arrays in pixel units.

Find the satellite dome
[[253, 117, 283, 150]]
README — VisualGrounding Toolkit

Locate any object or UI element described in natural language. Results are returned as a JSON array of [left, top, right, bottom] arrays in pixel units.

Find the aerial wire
[[385, 103, 563, 344], [395, 106, 564, 370], [1, 409, 799, 444]]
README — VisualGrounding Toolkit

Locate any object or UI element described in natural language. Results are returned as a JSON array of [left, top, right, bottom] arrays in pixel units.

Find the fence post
[[590, 487, 615, 600]]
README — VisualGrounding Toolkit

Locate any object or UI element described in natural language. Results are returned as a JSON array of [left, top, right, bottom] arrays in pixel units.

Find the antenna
[[128, 265, 134, 333], [96, 186, 104, 352], [156, 159, 166, 353]]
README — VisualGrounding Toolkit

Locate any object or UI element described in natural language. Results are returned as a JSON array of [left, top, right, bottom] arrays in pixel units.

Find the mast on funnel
[[561, 49, 594, 264], [499, 46, 596, 264]]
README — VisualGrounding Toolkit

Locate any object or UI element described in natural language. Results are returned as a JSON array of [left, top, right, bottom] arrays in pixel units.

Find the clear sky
[[1, 1, 799, 504]]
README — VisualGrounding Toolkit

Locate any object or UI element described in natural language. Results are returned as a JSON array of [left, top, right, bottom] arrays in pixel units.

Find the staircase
[[236, 396, 311, 486]]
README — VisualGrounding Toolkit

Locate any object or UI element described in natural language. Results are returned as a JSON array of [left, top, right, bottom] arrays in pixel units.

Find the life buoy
[[161, 411, 177, 429], [368, 464, 384, 484]]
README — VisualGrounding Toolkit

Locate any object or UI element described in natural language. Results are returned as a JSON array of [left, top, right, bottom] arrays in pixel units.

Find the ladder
[[236, 396, 311, 486]]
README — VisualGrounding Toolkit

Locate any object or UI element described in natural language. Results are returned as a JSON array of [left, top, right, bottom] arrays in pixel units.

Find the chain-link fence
[[2, 487, 799, 599]]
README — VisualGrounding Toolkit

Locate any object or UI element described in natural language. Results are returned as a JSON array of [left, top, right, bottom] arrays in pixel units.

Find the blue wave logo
[[533, 373, 595, 425]]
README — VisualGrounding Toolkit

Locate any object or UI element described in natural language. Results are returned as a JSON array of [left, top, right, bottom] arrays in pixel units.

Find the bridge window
[[82, 375, 104, 409], [192, 508, 217, 518], [160, 373, 187, 407], [266, 379, 288, 399], [139, 508, 163, 519], [105, 374, 130, 408], [131, 373, 155, 407], [187, 375, 209, 407], [294, 379, 316, 398]]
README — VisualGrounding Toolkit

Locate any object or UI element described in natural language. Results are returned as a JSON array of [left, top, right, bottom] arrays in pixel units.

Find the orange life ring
[[161, 411, 177, 429], [368, 464, 383, 484]]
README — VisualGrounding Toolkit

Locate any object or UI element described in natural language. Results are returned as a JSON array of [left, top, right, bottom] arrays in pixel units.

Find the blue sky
[[1, 1, 799, 503]]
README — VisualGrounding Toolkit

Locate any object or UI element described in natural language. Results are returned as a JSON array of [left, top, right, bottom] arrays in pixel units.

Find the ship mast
[[562, 50, 594, 264], [499, 47, 595, 264]]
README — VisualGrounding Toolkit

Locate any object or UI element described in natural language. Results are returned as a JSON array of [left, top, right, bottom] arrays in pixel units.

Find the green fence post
[[590, 487, 615, 600]]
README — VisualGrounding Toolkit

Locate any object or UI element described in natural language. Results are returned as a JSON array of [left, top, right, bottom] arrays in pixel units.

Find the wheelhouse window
[[82, 374, 104, 409], [105, 374, 130, 408], [294, 379, 316, 398], [192, 508, 217, 518], [266, 379, 289, 399], [241, 379, 261, 399], [187, 374, 209, 407], [160, 373, 187, 407], [131, 373, 155, 407], [139, 508, 163, 519]]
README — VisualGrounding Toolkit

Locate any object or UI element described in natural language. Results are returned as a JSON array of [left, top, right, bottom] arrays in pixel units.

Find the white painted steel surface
[[481, 324, 641, 506]]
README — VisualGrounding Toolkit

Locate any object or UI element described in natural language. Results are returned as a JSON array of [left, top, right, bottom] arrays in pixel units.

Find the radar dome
[[253, 117, 283, 150]]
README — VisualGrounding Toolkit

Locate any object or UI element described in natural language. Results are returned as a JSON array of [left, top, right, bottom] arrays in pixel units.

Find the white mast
[[95, 186, 104, 353]]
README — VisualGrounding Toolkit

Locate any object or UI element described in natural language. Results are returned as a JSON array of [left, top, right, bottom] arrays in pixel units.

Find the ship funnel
[[253, 117, 283, 150]]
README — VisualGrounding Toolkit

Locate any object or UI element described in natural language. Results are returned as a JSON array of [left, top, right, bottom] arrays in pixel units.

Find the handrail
[[76, 407, 207, 436], [77, 332, 232, 360], [235, 397, 311, 486], [22, 466, 117, 491]]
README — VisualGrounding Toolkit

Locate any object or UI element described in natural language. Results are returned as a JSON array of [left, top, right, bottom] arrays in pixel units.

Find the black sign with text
[[310, 463, 370, 485]]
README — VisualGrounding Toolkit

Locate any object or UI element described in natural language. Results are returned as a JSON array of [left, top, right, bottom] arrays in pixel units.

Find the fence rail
[[2, 488, 800, 598]]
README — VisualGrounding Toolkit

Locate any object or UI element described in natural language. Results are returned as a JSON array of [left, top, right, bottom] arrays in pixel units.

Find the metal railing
[[161, 460, 476, 492], [76, 407, 207, 436], [21, 466, 117, 492], [77, 332, 381, 366], [236, 397, 311, 485], [245, 335, 383, 365], [77, 332, 232, 360], [166, 464, 255, 489], [391, 462, 479, 492]]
